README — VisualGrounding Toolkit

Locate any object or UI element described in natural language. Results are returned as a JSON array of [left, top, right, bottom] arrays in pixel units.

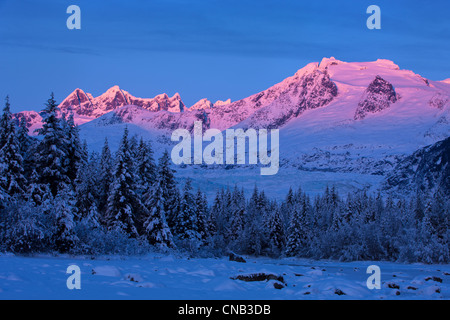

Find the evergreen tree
[[52, 185, 79, 252], [84, 202, 101, 229], [206, 190, 221, 239], [35, 93, 70, 196], [75, 152, 100, 222], [0, 97, 27, 196], [0, 95, 12, 149], [228, 186, 245, 246], [242, 186, 264, 255], [174, 179, 201, 243], [156, 150, 178, 229], [194, 189, 209, 242], [267, 208, 286, 257], [142, 174, 174, 250], [135, 137, 156, 191], [26, 170, 53, 207], [98, 138, 113, 214], [128, 134, 139, 159], [105, 127, 141, 237], [62, 113, 85, 185], [16, 114, 35, 178], [280, 186, 295, 227], [285, 195, 310, 257]]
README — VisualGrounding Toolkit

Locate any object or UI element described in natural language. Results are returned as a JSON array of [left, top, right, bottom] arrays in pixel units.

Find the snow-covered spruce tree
[[227, 186, 246, 249], [220, 188, 234, 245], [105, 127, 142, 238], [51, 185, 79, 252], [280, 187, 295, 230], [128, 134, 139, 159], [266, 208, 286, 257], [35, 93, 70, 197], [98, 138, 113, 214], [84, 202, 101, 229], [16, 114, 36, 179], [0, 127, 27, 197], [0, 96, 27, 197], [16, 115, 32, 150], [75, 152, 101, 222], [135, 137, 156, 192], [210, 189, 224, 234], [72, 201, 103, 256], [241, 186, 265, 256], [285, 194, 311, 257], [174, 179, 202, 247], [194, 188, 209, 242], [167, 187, 181, 230], [142, 173, 175, 250], [0, 185, 10, 251], [205, 188, 227, 252], [155, 150, 178, 230], [205, 204, 217, 240], [26, 169, 53, 207], [62, 113, 85, 186], [0, 95, 12, 149]]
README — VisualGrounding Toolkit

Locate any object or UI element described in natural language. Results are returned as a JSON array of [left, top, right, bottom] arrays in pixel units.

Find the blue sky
[[0, 0, 449, 112]]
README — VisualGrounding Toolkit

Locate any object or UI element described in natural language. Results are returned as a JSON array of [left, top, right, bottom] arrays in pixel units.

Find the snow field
[[0, 253, 448, 300]]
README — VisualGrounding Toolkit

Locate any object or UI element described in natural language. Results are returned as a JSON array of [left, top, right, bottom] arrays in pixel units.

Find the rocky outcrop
[[354, 76, 398, 120]]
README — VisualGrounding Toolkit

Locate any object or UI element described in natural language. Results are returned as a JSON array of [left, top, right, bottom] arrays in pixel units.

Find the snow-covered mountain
[[15, 57, 450, 197], [189, 98, 232, 111], [12, 110, 42, 134], [58, 86, 185, 121]]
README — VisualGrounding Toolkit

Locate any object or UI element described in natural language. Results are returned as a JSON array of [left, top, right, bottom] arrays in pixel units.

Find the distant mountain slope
[[383, 136, 450, 198]]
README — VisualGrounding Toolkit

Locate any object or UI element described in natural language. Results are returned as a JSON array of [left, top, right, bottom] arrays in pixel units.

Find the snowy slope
[[383, 136, 450, 198]]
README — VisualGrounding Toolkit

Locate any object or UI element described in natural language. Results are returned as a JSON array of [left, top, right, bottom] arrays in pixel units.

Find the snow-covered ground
[[0, 253, 448, 300]]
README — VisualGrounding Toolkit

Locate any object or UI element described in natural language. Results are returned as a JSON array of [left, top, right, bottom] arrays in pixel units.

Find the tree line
[[0, 94, 448, 263]]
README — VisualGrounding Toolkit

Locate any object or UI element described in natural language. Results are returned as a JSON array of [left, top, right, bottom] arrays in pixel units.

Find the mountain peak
[[172, 92, 181, 100], [190, 98, 213, 110], [214, 99, 231, 107], [319, 57, 344, 70], [107, 85, 121, 91], [354, 75, 398, 120]]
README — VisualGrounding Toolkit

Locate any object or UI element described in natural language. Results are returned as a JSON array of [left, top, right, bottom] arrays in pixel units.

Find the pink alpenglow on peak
[[318, 57, 344, 69], [58, 86, 186, 120], [189, 98, 232, 110], [13, 58, 450, 141], [214, 99, 231, 107], [190, 98, 213, 110]]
